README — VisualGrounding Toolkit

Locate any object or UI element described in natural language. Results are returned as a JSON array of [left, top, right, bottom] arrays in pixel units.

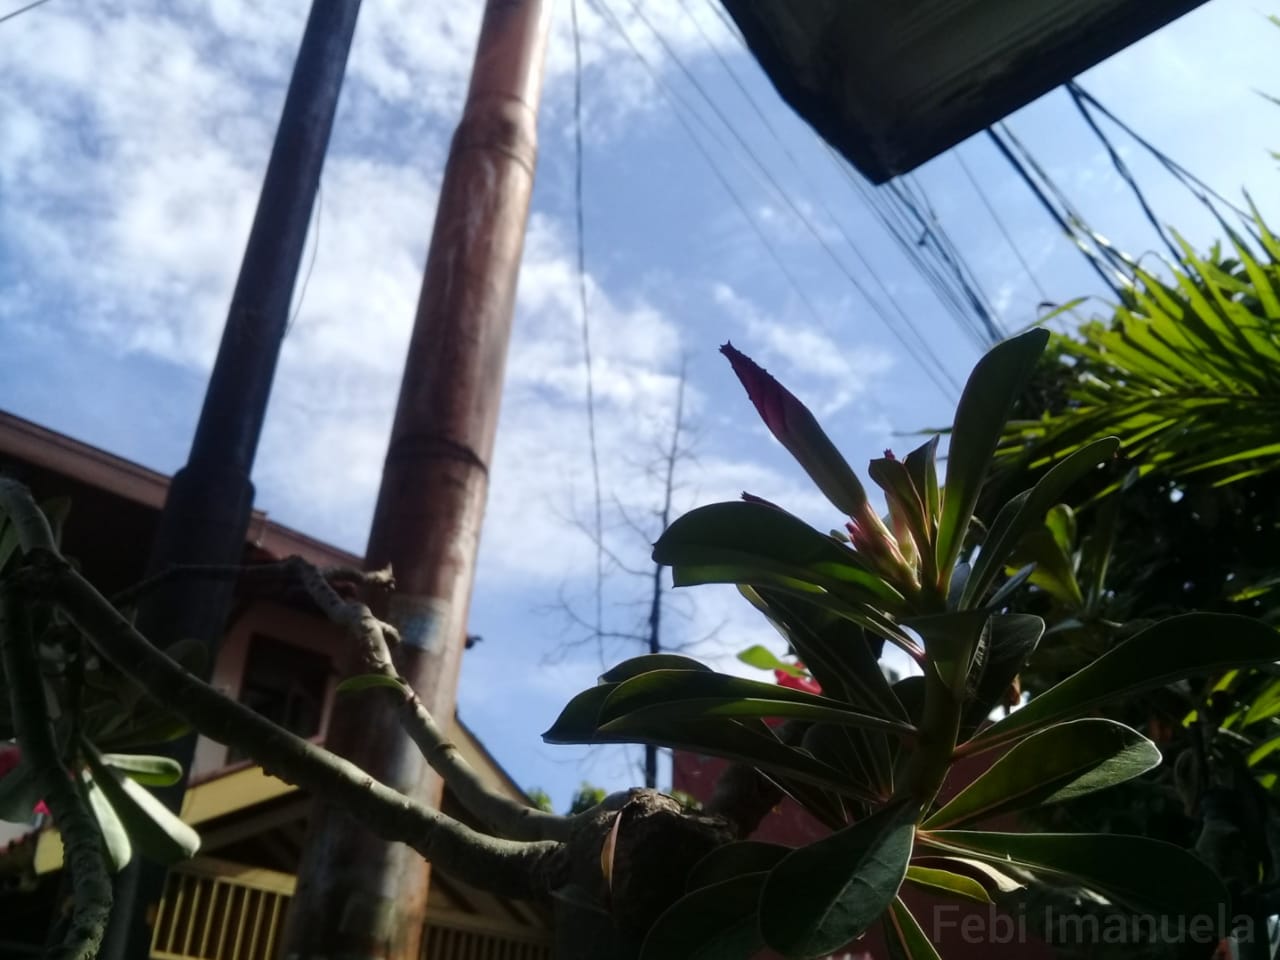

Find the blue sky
[[1, 0, 1277, 809]]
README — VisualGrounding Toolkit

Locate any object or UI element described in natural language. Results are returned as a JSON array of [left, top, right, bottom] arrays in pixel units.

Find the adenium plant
[[545, 330, 1280, 959]]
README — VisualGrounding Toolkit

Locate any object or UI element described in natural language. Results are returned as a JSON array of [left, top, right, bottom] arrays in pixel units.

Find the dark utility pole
[[99, 3, 362, 958], [283, 1, 553, 956]]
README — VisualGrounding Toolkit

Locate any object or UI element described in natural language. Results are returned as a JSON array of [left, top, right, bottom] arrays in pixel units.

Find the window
[[230, 635, 330, 761]]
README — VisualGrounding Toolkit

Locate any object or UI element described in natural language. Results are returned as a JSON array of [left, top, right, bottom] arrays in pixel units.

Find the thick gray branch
[[6, 537, 562, 900], [286, 557, 572, 842], [1, 587, 112, 960]]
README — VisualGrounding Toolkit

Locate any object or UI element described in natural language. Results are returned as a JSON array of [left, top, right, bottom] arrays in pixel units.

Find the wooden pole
[[281, 2, 554, 956]]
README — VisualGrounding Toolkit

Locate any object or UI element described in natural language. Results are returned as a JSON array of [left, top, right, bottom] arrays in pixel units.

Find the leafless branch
[[1, 585, 112, 960], [0, 479, 563, 900]]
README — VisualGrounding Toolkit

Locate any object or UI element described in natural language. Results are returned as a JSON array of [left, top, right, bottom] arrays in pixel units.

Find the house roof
[[722, 0, 1209, 182], [0, 411, 360, 580]]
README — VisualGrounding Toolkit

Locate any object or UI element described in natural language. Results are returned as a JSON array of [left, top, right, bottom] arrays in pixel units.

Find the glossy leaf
[[963, 438, 1116, 607], [752, 589, 902, 720], [101, 753, 184, 788], [903, 866, 991, 905], [903, 436, 941, 530], [759, 800, 917, 957], [1008, 525, 1083, 607], [686, 840, 789, 891], [904, 611, 989, 696], [884, 897, 943, 960], [912, 855, 1026, 894], [84, 775, 134, 871], [869, 456, 929, 563], [639, 873, 765, 960], [335, 673, 408, 695], [596, 670, 916, 739], [600, 654, 712, 683], [926, 719, 1159, 829], [546, 694, 854, 796], [736, 645, 806, 678], [82, 743, 200, 865], [653, 501, 904, 607], [923, 831, 1228, 919], [542, 684, 617, 743], [804, 723, 891, 801], [965, 613, 1280, 753], [937, 329, 1050, 581], [961, 613, 1043, 733]]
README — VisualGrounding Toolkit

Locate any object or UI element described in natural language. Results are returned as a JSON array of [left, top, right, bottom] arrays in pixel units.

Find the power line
[[0, 0, 53, 26], [586, 0, 850, 344], [987, 125, 1128, 300], [681, 0, 966, 392], [827, 148, 995, 351], [570, 0, 606, 646], [889, 176, 1004, 343], [623, 0, 962, 398], [1065, 83, 1181, 263], [953, 146, 1052, 303], [285, 181, 322, 338], [1066, 81, 1253, 225], [684, 0, 1002, 355]]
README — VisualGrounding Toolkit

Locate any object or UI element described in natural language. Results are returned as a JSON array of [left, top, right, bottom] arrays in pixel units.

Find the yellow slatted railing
[[149, 858, 551, 960]]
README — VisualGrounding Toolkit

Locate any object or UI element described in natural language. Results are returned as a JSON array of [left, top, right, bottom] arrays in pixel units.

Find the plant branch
[[283, 555, 574, 843], [0, 586, 112, 960], [3, 542, 562, 900]]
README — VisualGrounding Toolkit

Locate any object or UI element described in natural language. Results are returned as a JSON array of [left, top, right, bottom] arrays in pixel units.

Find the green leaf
[[83, 774, 134, 871], [937, 330, 1050, 581], [964, 613, 1280, 754], [923, 831, 1228, 919], [804, 723, 891, 801], [884, 897, 943, 960], [653, 501, 904, 608], [82, 742, 200, 865], [597, 670, 915, 739], [759, 799, 917, 957], [0, 758, 41, 823], [101, 753, 184, 788], [962, 614, 1043, 733], [545, 690, 855, 796], [1248, 735, 1280, 768], [686, 840, 789, 890], [869, 456, 931, 560], [1009, 525, 1084, 607], [600, 654, 712, 683], [751, 589, 903, 720], [912, 855, 1026, 894], [962, 437, 1116, 607], [903, 866, 991, 905], [735, 645, 805, 678], [542, 684, 617, 743], [903, 436, 941, 530], [904, 611, 989, 696], [335, 673, 408, 696], [639, 873, 766, 960], [925, 719, 1159, 829]]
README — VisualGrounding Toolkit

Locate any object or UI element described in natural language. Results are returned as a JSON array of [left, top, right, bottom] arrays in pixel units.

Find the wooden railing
[[150, 858, 552, 960], [150, 859, 290, 960]]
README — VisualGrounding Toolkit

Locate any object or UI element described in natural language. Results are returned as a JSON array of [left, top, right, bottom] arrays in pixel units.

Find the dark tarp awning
[[721, 0, 1209, 182]]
